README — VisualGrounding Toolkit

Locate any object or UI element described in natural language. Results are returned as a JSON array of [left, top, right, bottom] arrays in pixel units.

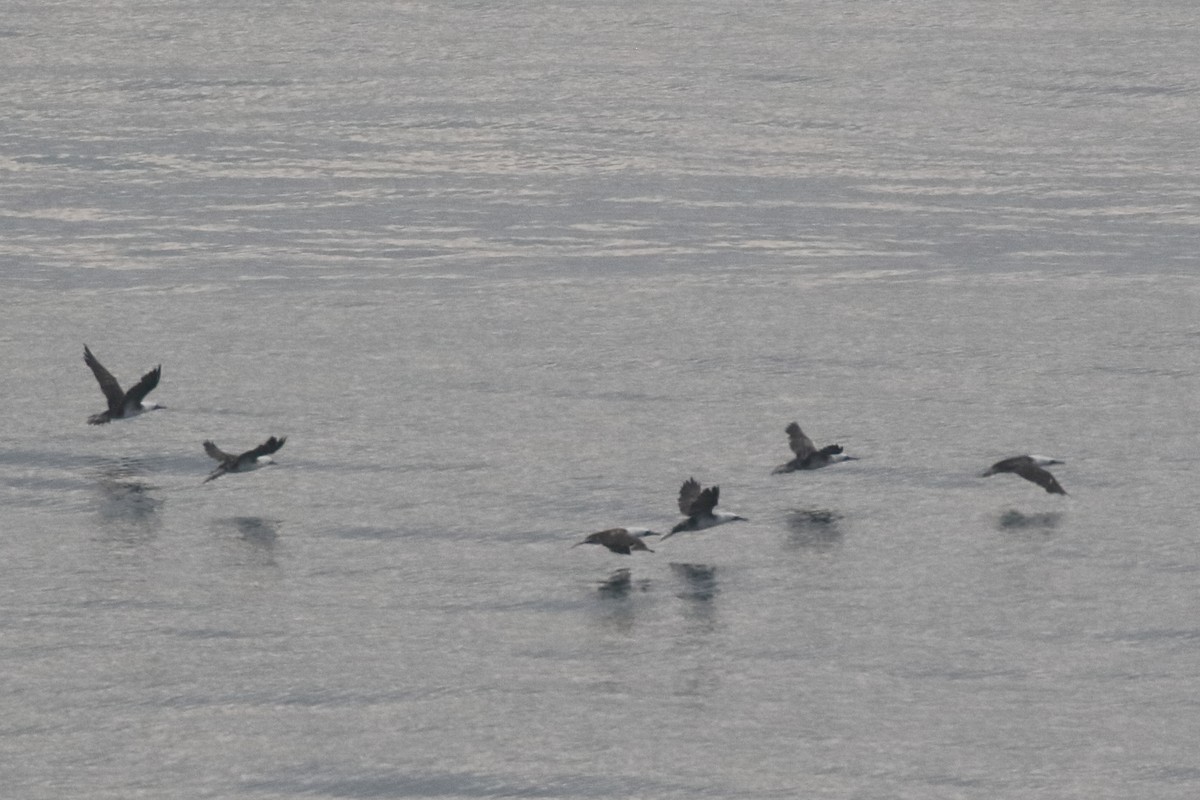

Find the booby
[[981, 455, 1067, 495], [661, 478, 747, 539], [772, 421, 856, 473], [83, 345, 164, 425], [572, 527, 658, 555], [202, 436, 286, 483]]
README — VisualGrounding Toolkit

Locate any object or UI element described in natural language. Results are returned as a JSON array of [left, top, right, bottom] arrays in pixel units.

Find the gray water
[[3, 2, 1200, 798]]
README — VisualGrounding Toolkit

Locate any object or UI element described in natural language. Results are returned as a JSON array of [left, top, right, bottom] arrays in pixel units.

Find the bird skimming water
[[661, 478, 747, 539], [202, 436, 287, 483], [981, 455, 1067, 495], [83, 345, 164, 425], [772, 421, 856, 473], [572, 527, 658, 555]]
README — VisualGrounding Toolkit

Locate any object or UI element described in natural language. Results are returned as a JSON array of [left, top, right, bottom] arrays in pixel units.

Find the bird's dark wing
[[694, 485, 720, 516], [237, 435, 286, 466], [203, 440, 234, 463], [988, 455, 1028, 474], [786, 422, 816, 459], [613, 531, 652, 553], [83, 345, 125, 412], [122, 365, 161, 410], [1015, 462, 1067, 495], [677, 478, 702, 515]]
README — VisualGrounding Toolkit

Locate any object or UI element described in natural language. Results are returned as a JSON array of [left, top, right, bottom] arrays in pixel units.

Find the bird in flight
[[661, 478, 747, 539], [981, 455, 1067, 495], [202, 436, 287, 483], [83, 345, 164, 425], [772, 421, 856, 473], [572, 527, 658, 555]]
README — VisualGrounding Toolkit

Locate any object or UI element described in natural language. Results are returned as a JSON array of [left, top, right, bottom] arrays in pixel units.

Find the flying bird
[[572, 527, 658, 555], [772, 421, 856, 473], [661, 478, 747, 540], [981, 455, 1067, 495], [83, 345, 164, 425], [202, 436, 287, 483]]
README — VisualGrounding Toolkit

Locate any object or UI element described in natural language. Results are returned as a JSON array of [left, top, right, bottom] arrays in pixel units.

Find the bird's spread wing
[[694, 485, 720, 516], [122, 365, 161, 410], [786, 422, 816, 459], [237, 435, 286, 466], [677, 478, 702, 515], [83, 345, 125, 412], [203, 440, 234, 463], [1015, 462, 1067, 495]]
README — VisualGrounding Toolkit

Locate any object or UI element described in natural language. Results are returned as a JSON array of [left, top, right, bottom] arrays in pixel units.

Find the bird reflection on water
[[596, 568, 634, 598], [229, 516, 281, 547], [997, 510, 1062, 530], [90, 460, 162, 536], [670, 562, 718, 603], [786, 507, 844, 550], [591, 568, 650, 634]]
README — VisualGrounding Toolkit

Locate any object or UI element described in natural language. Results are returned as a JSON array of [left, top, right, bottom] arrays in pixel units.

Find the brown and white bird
[[661, 478, 747, 540], [772, 421, 856, 473], [83, 345, 164, 425], [202, 436, 287, 483], [572, 527, 658, 555], [981, 455, 1067, 495]]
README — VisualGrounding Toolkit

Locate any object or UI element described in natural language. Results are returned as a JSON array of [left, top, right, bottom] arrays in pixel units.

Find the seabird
[[981, 455, 1067, 495], [572, 527, 658, 555], [83, 345, 164, 425], [772, 421, 856, 473], [661, 478, 747, 540], [202, 436, 286, 483]]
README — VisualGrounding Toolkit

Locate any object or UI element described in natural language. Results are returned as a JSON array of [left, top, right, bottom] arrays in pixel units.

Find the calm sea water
[[3, 2, 1199, 798]]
